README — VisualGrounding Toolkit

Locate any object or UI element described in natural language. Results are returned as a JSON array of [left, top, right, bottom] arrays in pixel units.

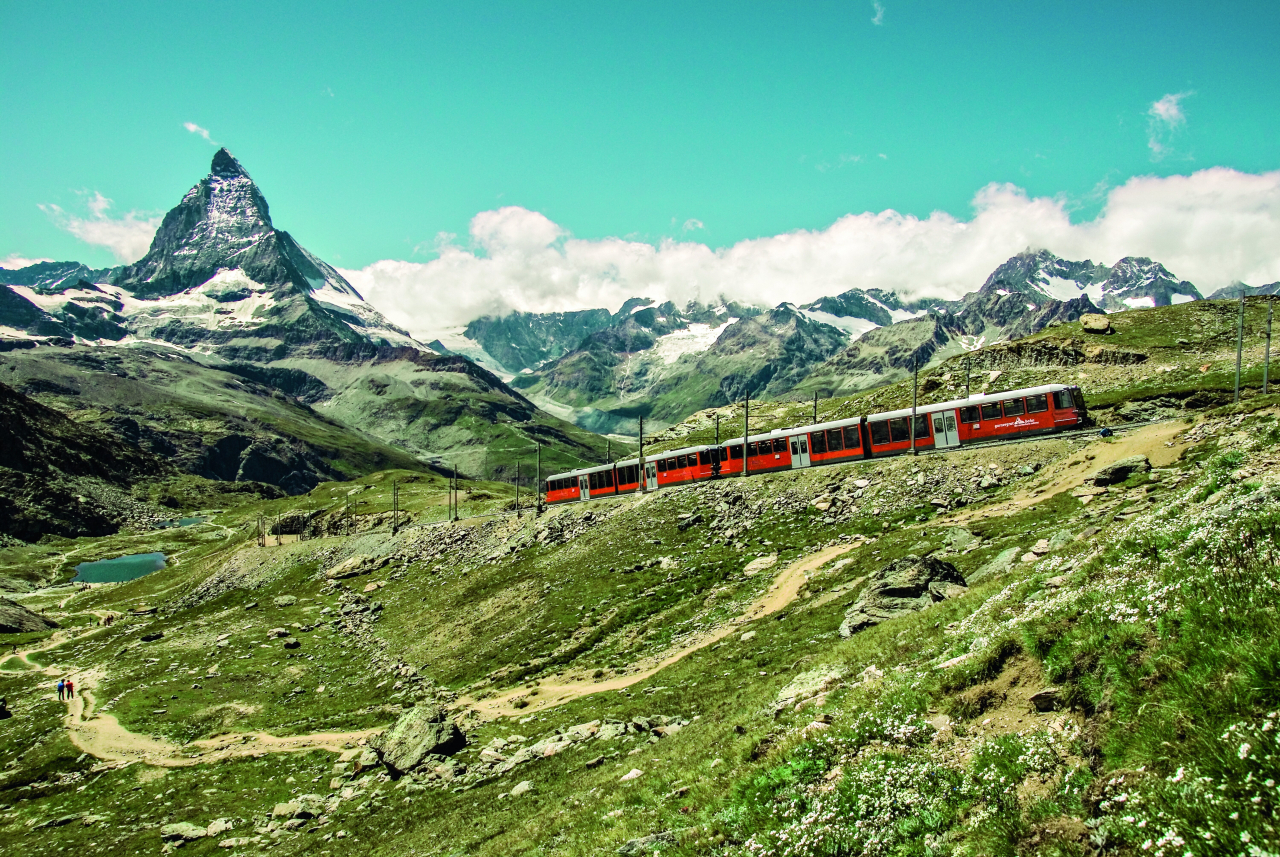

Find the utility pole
[[1236, 288, 1246, 404], [714, 414, 720, 445], [813, 392, 818, 424], [742, 393, 749, 477], [606, 440, 611, 463], [964, 354, 971, 399], [638, 416, 646, 493], [452, 464, 459, 522], [515, 461, 521, 518], [535, 443, 542, 515], [910, 355, 919, 455], [1266, 299, 1273, 396], [391, 479, 398, 536]]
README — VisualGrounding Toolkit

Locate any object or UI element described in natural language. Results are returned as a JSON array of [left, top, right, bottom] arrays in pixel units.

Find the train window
[[667, 457, 677, 470], [588, 472, 599, 490], [914, 414, 930, 438], [843, 425, 861, 449], [889, 417, 911, 443], [604, 470, 614, 487], [1053, 389, 1075, 409], [980, 402, 1002, 421], [674, 454, 684, 469], [869, 421, 891, 445], [811, 431, 827, 454], [959, 406, 980, 423], [1026, 394, 1048, 413], [627, 465, 638, 483], [827, 429, 844, 452], [729, 445, 743, 460], [1003, 398, 1025, 416], [697, 450, 708, 466], [773, 438, 787, 453], [656, 459, 668, 473]]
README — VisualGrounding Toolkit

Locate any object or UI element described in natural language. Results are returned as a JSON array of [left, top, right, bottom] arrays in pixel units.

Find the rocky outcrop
[[1089, 455, 1151, 486], [0, 597, 57, 634], [371, 703, 467, 774], [839, 555, 967, 637]]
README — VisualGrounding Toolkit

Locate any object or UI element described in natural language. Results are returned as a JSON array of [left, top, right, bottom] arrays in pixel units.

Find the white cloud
[[1148, 92, 1193, 159], [183, 121, 215, 144], [1, 254, 53, 270], [342, 168, 1280, 342], [682, 218, 704, 232], [40, 192, 160, 264], [871, 1, 885, 25]]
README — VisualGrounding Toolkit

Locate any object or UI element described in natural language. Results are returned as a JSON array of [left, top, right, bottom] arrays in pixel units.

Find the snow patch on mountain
[[652, 319, 737, 364], [798, 308, 880, 340]]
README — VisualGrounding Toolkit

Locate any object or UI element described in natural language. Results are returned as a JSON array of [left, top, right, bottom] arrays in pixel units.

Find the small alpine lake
[[73, 552, 168, 583]]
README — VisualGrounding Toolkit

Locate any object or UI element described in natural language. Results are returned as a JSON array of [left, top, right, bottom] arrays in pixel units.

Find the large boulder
[[1090, 455, 1150, 486], [839, 555, 967, 637], [0, 596, 58, 634], [1080, 314, 1111, 334], [371, 703, 467, 774]]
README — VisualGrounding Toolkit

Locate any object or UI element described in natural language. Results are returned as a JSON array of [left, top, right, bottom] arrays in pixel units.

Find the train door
[[644, 462, 658, 491], [789, 434, 811, 468], [578, 475, 589, 501], [931, 410, 961, 449]]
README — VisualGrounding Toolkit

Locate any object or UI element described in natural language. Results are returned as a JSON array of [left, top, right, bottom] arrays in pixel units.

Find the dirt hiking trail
[[950, 420, 1196, 524], [61, 669, 380, 768], [460, 543, 856, 721]]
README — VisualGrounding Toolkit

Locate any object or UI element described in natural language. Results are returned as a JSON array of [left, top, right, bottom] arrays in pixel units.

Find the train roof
[[865, 383, 1074, 422], [548, 444, 718, 480]]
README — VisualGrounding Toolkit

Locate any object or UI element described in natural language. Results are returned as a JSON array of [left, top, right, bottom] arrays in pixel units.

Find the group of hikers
[[57, 678, 76, 702]]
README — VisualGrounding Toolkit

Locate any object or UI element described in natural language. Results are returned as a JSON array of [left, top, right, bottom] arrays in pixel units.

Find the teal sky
[[3, 0, 1279, 271]]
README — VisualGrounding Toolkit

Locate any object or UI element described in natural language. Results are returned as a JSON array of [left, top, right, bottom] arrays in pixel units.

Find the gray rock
[[943, 527, 977, 551], [0, 597, 58, 634], [1090, 455, 1150, 486], [509, 780, 532, 797], [160, 822, 209, 841], [282, 637, 300, 649], [618, 832, 675, 856], [1080, 313, 1111, 334], [371, 703, 467, 774], [1029, 687, 1062, 712], [839, 555, 967, 637], [206, 818, 235, 837], [967, 547, 1020, 584], [273, 596, 297, 607]]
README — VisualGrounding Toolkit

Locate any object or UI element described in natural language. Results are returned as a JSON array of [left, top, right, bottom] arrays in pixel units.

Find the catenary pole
[[743, 393, 749, 477], [1236, 288, 1246, 404], [714, 414, 720, 445], [1265, 300, 1273, 396], [910, 355, 919, 455], [535, 443, 541, 515], [638, 416, 646, 494], [813, 392, 818, 424], [965, 354, 971, 399]]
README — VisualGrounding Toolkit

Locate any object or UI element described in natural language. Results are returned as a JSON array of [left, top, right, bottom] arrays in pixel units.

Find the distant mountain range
[[0, 150, 612, 492], [436, 248, 1210, 433]]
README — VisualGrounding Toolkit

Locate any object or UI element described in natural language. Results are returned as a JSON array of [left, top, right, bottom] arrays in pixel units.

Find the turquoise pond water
[[72, 552, 167, 583]]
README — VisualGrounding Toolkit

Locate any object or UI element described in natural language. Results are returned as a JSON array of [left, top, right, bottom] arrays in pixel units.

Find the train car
[[861, 383, 1086, 457], [543, 383, 1087, 503]]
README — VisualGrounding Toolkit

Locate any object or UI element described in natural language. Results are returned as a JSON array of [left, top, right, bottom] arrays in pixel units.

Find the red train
[[544, 383, 1086, 505]]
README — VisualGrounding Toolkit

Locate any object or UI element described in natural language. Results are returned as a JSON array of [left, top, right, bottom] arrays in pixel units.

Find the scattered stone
[[282, 637, 300, 649], [968, 547, 1020, 584], [1080, 314, 1111, 334], [620, 768, 644, 782], [739, 630, 756, 642], [771, 665, 847, 715], [206, 819, 234, 838], [618, 832, 675, 855], [585, 755, 605, 769], [839, 555, 967, 637], [510, 780, 532, 797], [160, 822, 209, 842], [219, 837, 255, 848], [742, 554, 778, 576], [266, 627, 289, 638], [139, 631, 163, 643], [371, 703, 467, 774], [1021, 553, 1040, 563]]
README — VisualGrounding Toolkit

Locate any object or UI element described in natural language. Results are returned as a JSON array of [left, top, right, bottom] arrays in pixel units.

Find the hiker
[[57, 679, 65, 701], [65, 678, 75, 701]]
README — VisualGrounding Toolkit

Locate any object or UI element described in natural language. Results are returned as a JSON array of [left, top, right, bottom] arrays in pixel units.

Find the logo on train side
[[993, 416, 1042, 430]]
